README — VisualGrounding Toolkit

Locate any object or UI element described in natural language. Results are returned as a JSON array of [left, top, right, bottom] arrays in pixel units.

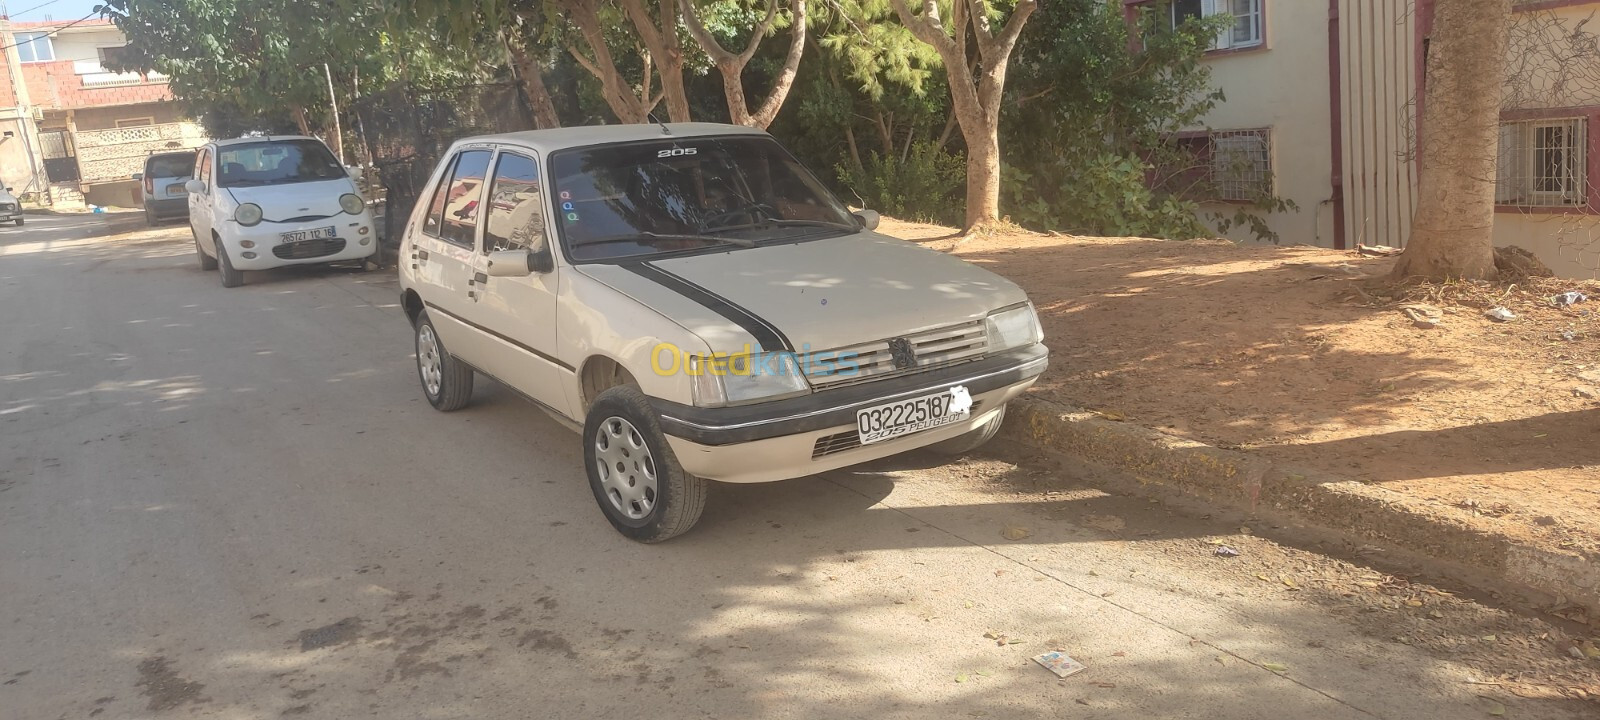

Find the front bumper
[[221, 214, 377, 270], [654, 344, 1048, 483]]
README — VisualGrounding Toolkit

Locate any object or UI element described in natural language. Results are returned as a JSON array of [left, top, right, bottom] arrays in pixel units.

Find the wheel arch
[[578, 354, 638, 413], [401, 289, 424, 326]]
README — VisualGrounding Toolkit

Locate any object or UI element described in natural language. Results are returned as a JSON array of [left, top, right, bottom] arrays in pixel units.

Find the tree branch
[[748, 0, 807, 128], [679, 0, 736, 63], [739, 0, 781, 65]]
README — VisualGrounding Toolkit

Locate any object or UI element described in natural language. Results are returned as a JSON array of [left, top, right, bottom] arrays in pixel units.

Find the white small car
[[0, 186, 23, 226], [186, 136, 376, 287], [399, 123, 1048, 542]]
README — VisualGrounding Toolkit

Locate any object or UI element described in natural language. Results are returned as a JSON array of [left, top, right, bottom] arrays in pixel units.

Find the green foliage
[[1002, 0, 1292, 242], [1003, 153, 1210, 239], [836, 142, 965, 225]]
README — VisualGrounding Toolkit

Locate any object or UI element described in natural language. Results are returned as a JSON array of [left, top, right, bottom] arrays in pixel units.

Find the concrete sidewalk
[[1003, 394, 1600, 624]]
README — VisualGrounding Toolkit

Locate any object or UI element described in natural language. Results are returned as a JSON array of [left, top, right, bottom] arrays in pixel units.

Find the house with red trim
[[0, 16, 205, 209], [1129, 0, 1600, 279]]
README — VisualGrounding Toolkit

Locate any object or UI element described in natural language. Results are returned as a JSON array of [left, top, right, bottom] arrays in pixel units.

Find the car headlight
[[234, 203, 263, 227], [689, 351, 809, 407], [985, 303, 1043, 353], [339, 193, 365, 215]]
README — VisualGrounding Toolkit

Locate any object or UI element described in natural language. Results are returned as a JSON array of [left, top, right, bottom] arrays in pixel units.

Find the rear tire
[[217, 241, 244, 288], [927, 404, 1007, 456], [144, 207, 155, 225], [414, 310, 474, 411], [584, 385, 708, 543]]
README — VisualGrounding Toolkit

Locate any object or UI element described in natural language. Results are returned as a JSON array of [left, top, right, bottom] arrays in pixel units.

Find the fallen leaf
[[1486, 700, 1506, 716], [1482, 635, 1497, 642], [1091, 681, 1117, 688], [1280, 576, 1299, 590], [1430, 609, 1444, 619], [1001, 525, 1031, 541], [1406, 599, 1424, 608], [955, 673, 968, 683], [975, 670, 992, 677], [1112, 651, 1127, 657], [1240, 526, 1253, 535], [1583, 644, 1600, 660], [1263, 663, 1289, 673], [1008, 639, 1026, 645], [1256, 574, 1271, 582], [962, 600, 975, 609]]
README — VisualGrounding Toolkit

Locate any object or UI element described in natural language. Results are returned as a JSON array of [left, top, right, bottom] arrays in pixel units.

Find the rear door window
[[433, 149, 493, 248]]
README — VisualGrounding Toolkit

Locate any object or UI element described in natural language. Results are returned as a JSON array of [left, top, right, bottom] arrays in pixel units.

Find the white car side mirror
[[853, 209, 880, 231], [184, 179, 206, 195], [486, 249, 535, 277]]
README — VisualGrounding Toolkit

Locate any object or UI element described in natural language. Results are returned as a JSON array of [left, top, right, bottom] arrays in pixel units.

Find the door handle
[[417, 249, 429, 261], [473, 272, 488, 284]]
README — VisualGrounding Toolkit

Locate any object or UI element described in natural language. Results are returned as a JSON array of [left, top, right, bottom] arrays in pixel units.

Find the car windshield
[[549, 136, 857, 262], [215, 139, 344, 188], [147, 154, 194, 179]]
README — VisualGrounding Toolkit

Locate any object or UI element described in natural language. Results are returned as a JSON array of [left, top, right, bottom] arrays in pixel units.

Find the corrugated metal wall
[[1339, 0, 1420, 248]]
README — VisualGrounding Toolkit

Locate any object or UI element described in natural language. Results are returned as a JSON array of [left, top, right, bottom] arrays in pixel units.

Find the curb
[[1005, 394, 1600, 620]]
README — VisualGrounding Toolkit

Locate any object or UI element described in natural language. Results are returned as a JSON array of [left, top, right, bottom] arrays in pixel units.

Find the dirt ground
[[880, 219, 1600, 565]]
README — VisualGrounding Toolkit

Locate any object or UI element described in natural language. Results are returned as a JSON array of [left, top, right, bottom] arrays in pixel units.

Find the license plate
[[856, 385, 972, 445], [281, 226, 336, 243], [166, 185, 187, 197]]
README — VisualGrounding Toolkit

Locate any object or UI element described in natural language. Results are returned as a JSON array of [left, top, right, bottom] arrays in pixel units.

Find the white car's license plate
[[166, 185, 187, 197], [281, 226, 336, 243], [856, 385, 972, 445]]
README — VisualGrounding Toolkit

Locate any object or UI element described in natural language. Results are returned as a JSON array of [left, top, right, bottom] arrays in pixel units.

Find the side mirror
[[184, 179, 206, 194], [852, 209, 880, 231], [4, 187, 11, 193], [131, 173, 143, 181], [486, 248, 535, 277]]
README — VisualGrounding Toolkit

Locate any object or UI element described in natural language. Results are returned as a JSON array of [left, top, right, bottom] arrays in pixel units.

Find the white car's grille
[[806, 319, 989, 390]]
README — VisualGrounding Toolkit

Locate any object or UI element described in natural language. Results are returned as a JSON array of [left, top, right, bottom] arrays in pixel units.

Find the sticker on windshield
[[656, 147, 697, 158]]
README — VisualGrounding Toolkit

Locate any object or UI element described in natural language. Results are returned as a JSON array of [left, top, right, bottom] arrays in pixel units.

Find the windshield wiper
[[704, 219, 857, 234], [576, 232, 755, 249]]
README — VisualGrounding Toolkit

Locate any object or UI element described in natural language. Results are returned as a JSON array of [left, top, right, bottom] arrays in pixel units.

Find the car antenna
[[648, 112, 672, 136]]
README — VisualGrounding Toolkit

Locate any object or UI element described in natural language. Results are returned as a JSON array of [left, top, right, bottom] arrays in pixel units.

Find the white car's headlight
[[339, 193, 365, 215], [985, 303, 1043, 353], [234, 203, 263, 227], [690, 351, 809, 407]]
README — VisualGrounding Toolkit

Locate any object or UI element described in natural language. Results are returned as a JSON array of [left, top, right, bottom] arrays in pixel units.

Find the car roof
[[458, 123, 768, 155], [210, 135, 325, 148]]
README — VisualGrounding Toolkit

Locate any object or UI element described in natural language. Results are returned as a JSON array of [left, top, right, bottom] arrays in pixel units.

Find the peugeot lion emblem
[[888, 337, 917, 370]]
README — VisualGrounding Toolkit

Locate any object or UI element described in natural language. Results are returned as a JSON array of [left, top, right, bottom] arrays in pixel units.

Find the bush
[[836, 142, 965, 226]]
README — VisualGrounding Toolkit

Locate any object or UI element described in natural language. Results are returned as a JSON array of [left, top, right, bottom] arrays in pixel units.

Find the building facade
[[1132, 0, 1600, 279], [0, 17, 205, 208]]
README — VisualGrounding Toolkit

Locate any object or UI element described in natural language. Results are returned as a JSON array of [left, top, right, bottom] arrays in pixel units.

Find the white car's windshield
[[549, 136, 857, 262], [146, 153, 194, 179], [216, 139, 344, 188]]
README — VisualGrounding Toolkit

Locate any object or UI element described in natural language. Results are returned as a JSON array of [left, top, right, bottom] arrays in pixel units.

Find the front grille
[[810, 401, 984, 459], [0, 203, 15, 212], [273, 238, 346, 259], [806, 319, 989, 390]]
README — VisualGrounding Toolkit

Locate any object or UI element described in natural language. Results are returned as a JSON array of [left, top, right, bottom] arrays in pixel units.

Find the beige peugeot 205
[[399, 123, 1048, 542]]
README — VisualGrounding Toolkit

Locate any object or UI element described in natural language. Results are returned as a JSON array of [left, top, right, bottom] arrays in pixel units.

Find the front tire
[[584, 386, 707, 543], [194, 229, 217, 270], [414, 310, 474, 411], [13, 217, 22, 227], [217, 240, 243, 288], [927, 404, 1007, 456]]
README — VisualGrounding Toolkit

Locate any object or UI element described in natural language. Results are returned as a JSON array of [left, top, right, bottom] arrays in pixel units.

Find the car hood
[[223, 179, 354, 220], [577, 232, 1027, 353]]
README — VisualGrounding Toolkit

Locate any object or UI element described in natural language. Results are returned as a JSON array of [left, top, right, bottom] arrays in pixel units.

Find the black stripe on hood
[[622, 262, 795, 352]]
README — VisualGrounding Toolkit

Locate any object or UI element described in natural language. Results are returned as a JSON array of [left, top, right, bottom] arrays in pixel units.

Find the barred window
[[1211, 129, 1273, 201], [1497, 118, 1586, 207]]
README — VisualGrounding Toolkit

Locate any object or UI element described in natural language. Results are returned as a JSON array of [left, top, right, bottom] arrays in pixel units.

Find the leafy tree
[[887, 0, 1037, 230], [680, 0, 808, 128]]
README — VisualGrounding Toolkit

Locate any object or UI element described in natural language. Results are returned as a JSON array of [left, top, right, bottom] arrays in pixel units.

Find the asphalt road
[[1, 212, 1594, 719]]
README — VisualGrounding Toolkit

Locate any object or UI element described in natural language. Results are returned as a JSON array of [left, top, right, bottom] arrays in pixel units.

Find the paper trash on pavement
[[1034, 651, 1088, 678]]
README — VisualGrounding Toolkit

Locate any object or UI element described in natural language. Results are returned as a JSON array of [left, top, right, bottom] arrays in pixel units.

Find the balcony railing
[[73, 122, 207, 184]]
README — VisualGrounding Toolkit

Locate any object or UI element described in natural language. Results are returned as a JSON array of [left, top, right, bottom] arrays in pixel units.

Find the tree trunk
[[960, 115, 1001, 229], [507, 32, 563, 129], [1392, 0, 1511, 281], [562, 0, 657, 124], [291, 105, 311, 136], [623, 0, 692, 122], [680, 0, 807, 129]]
